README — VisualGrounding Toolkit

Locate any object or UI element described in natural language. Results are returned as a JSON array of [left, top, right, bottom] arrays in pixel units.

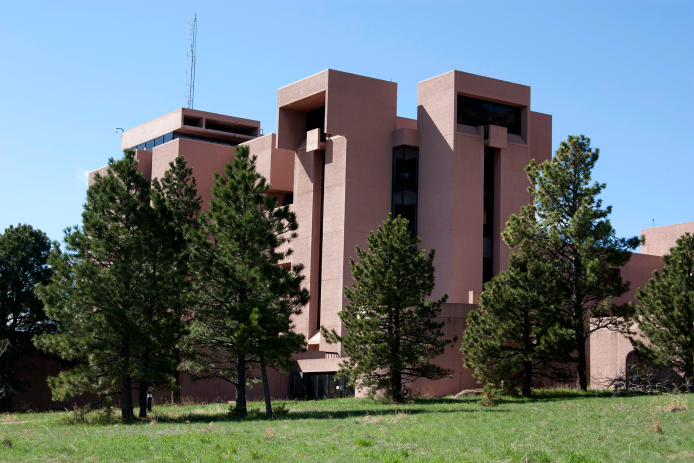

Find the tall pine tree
[[322, 214, 455, 403], [461, 248, 572, 397], [504, 135, 640, 390], [151, 156, 202, 405], [36, 150, 190, 420], [631, 232, 694, 390], [188, 145, 307, 418], [0, 224, 57, 411]]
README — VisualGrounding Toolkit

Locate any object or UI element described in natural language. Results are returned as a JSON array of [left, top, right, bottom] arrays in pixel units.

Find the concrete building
[[589, 221, 694, 385], [92, 69, 553, 400], [16, 69, 690, 408]]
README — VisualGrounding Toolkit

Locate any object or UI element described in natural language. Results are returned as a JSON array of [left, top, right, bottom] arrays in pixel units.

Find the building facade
[[97, 69, 553, 399], [17, 69, 688, 408]]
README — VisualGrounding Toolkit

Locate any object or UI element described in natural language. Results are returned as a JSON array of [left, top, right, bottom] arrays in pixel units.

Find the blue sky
[[1, 1, 692, 246]]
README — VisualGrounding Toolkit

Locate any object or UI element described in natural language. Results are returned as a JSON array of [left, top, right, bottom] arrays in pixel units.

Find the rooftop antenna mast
[[185, 14, 197, 109]]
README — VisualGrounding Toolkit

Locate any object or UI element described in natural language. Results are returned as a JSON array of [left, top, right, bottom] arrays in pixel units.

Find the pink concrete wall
[[588, 327, 639, 388], [451, 132, 485, 300], [493, 137, 532, 275], [14, 356, 292, 410], [409, 303, 479, 396], [396, 116, 417, 130], [327, 71, 398, 350], [320, 135, 348, 351], [417, 70, 542, 304], [121, 109, 183, 151], [417, 72, 457, 302], [392, 128, 419, 147], [529, 111, 552, 163], [614, 252, 664, 305], [642, 221, 694, 256], [87, 166, 109, 186], [588, 252, 664, 387], [454, 71, 530, 141], [121, 108, 260, 151], [150, 138, 235, 211], [88, 150, 153, 186], [241, 133, 295, 193], [277, 70, 397, 354], [290, 144, 323, 337]]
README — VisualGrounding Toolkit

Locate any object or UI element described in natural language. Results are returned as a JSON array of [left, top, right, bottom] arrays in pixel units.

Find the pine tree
[[250, 266, 308, 419], [460, 248, 572, 397], [504, 135, 640, 390], [35, 150, 189, 420], [0, 224, 57, 411], [631, 232, 694, 391], [188, 145, 307, 418], [322, 214, 455, 403], [151, 156, 202, 405]]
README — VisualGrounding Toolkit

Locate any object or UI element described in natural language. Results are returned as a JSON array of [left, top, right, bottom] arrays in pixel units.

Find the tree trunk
[[138, 381, 148, 418], [684, 360, 694, 393], [391, 369, 403, 403], [121, 376, 134, 420], [576, 334, 588, 391], [0, 359, 15, 412], [391, 300, 402, 404], [522, 361, 532, 398], [260, 359, 273, 419], [235, 355, 247, 416], [0, 363, 14, 412], [172, 348, 181, 405]]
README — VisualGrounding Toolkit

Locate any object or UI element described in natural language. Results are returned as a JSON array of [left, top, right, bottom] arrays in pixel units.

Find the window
[[291, 373, 354, 400], [392, 146, 418, 234], [183, 116, 203, 127], [306, 107, 326, 141], [393, 190, 417, 232], [205, 120, 253, 135], [130, 130, 241, 151], [393, 147, 418, 186], [483, 147, 495, 284], [172, 132, 239, 147], [283, 193, 293, 206], [457, 95, 522, 136]]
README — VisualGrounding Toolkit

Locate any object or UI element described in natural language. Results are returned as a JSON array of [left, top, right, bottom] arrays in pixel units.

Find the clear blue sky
[[1, 1, 692, 246]]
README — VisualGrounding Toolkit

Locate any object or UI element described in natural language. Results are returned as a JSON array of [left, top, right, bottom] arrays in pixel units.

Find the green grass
[[0, 391, 692, 462]]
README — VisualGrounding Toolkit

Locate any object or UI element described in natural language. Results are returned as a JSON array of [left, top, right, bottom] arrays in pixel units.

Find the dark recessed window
[[457, 95, 522, 136], [306, 107, 326, 141], [183, 116, 202, 127], [130, 130, 239, 151], [392, 146, 419, 234], [392, 190, 417, 233], [282, 193, 293, 206], [393, 147, 418, 187], [205, 120, 252, 135], [483, 147, 495, 284], [171, 132, 238, 147]]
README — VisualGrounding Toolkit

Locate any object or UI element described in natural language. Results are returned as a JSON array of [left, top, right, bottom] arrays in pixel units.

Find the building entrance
[[291, 373, 355, 400]]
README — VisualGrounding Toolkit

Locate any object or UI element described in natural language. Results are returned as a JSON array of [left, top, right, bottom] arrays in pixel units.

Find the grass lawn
[[0, 390, 692, 462]]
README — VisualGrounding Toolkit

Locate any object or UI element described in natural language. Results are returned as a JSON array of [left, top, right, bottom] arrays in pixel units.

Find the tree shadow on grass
[[140, 399, 511, 425], [97, 392, 619, 426]]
